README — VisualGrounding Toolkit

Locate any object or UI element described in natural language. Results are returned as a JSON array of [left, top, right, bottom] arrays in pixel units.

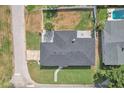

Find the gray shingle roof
[[102, 21, 124, 65], [40, 31, 95, 67]]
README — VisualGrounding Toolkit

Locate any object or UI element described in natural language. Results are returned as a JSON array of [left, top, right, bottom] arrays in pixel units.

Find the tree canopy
[[94, 68, 124, 88]]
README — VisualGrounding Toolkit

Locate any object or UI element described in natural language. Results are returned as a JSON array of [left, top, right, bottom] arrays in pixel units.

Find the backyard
[[44, 9, 93, 31], [0, 6, 13, 87], [25, 6, 94, 50]]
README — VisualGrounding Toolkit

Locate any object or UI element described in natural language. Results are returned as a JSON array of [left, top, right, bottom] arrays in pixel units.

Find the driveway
[[11, 5, 34, 87]]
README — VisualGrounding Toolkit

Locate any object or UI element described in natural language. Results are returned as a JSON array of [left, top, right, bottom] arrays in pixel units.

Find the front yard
[[28, 61, 94, 84]]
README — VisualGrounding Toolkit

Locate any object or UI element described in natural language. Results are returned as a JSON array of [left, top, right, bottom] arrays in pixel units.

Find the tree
[[94, 69, 124, 88], [45, 10, 57, 19], [94, 70, 107, 83], [96, 22, 104, 32], [107, 70, 124, 88], [26, 5, 36, 12]]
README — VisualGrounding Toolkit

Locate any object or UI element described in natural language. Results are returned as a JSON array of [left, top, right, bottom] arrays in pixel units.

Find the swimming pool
[[112, 9, 124, 19]]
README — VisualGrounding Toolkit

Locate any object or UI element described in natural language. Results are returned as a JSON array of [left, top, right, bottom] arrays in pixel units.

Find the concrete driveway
[[11, 5, 34, 87]]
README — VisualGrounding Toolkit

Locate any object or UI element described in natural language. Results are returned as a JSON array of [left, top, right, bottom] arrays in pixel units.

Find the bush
[[94, 69, 124, 88], [26, 5, 36, 12], [94, 70, 107, 83], [96, 22, 105, 32], [45, 10, 57, 19], [44, 22, 54, 31]]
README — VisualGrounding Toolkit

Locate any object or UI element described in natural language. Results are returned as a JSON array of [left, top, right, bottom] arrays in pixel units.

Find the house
[[40, 31, 95, 67], [102, 21, 124, 65]]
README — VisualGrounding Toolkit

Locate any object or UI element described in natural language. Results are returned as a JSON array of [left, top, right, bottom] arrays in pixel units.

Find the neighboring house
[[40, 31, 95, 67], [102, 21, 124, 65]]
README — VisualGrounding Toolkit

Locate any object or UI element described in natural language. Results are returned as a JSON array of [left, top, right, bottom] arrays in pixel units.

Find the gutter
[[54, 67, 63, 82]]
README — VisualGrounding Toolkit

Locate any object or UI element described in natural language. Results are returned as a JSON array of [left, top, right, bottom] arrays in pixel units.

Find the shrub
[[44, 22, 54, 31], [94, 69, 124, 88], [26, 5, 36, 12]]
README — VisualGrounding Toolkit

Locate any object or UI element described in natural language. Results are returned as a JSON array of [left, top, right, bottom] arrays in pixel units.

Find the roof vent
[[122, 48, 124, 51], [72, 38, 76, 43]]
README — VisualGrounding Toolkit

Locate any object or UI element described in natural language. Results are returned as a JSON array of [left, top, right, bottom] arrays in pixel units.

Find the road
[[11, 5, 34, 87]]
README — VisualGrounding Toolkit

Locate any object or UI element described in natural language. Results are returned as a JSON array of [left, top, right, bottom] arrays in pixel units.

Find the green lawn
[[97, 8, 107, 29], [26, 31, 40, 50], [28, 61, 94, 84], [97, 8, 107, 23], [58, 67, 94, 84], [75, 11, 93, 30]]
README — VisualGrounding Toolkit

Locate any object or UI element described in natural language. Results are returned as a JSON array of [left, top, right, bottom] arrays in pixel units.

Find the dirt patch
[[53, 11, 81, 30], [25, 11, 42, 32]]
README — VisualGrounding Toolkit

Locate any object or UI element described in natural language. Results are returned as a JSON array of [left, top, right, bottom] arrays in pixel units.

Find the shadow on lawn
[[40, 66, 91, 69]]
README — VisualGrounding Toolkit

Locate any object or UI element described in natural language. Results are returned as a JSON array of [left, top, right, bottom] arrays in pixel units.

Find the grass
[[97, 8, 107, 28], [58, 67, 94, 84], [26, 31, 40, 50], [43, 10, 93, 31], [75, 11, 93, 30], [97, 8, 107, 23], [28, 62, 55, 84], [28, 61, 94, 84], [0, 6, 13, 87]]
